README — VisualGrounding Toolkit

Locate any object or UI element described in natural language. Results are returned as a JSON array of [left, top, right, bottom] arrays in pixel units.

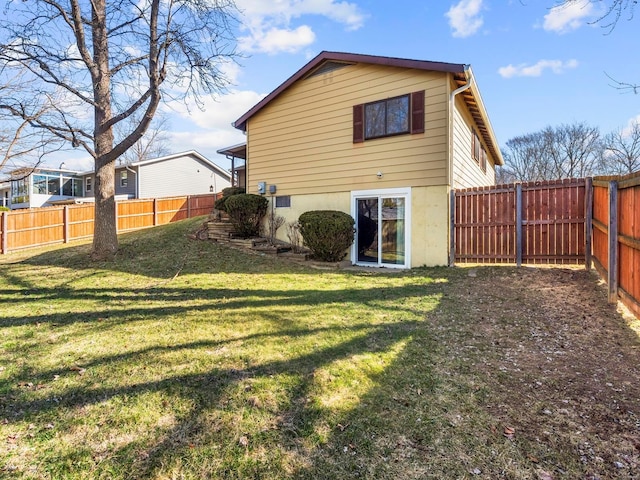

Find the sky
[[35, 0, 640, 171]]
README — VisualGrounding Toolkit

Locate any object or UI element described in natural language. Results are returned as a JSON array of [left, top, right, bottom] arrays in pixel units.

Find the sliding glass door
[[352, 188, 410, 268]]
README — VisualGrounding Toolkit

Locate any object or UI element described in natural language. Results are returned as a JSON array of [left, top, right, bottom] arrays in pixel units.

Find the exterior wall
[[411, 185, 450, 266], [114, 168, 138, 197], [137, 154, 231, 199], [451, 94, 496, 189], [269, 185, 449, 267], [246, 63, 450, 197]]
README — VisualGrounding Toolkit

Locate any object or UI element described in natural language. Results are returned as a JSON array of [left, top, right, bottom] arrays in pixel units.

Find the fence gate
[[452, 178, 588, 266]]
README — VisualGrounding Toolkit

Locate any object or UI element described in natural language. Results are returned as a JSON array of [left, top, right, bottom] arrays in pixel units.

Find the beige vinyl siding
[[137, 154, 231, 199], [451, 95, 496, 188], [246, 63, 450, 196]]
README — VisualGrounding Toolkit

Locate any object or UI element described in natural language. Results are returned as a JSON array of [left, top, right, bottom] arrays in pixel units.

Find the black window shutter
[[353, 104, 364, 143], [410, 90, 425, 134]]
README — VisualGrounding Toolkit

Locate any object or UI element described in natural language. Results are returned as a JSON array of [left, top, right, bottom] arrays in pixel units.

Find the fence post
[[63, 206, 69, 244], [584, 177, 593, 271], [187, 195, 192, 218], [608, 180, 618, 304], [153, 198, 158, 226], [516, 183, 523, 267], [1, 211, 6, 254], [449, 189, 456, 266]]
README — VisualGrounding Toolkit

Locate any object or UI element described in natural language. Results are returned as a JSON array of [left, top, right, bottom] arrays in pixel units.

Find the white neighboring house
[[4, 151, 231, 210], [80, 150, 232, 200], [0, 180, 10, 208]]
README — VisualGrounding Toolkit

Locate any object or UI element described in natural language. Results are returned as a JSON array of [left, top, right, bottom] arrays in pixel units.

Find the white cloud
[[165, 89, 265, 130], [239, 25, 316, 55], [498, 59, 579, 78], [621, 115, 640, 137], [543, 0, 595, 33], [236, 0, 366, 54], [160, 88, 264, 163], [446, 0, 484, 38]]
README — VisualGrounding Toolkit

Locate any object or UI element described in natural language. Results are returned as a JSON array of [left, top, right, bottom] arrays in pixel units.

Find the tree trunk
[[92, 153, 117, 259], [90, 0, 118, 260]]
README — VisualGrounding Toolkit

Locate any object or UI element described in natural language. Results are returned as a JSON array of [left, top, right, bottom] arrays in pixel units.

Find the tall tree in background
[[543, 122, 602, 178], [0, 0, 238, 259], [499, 122, 603, 181], [601, 120, 640, 174], [499, 132, 554, 183]]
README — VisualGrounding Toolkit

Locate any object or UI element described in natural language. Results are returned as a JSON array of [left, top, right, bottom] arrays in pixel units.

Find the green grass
[[1, 217, 638, 479]]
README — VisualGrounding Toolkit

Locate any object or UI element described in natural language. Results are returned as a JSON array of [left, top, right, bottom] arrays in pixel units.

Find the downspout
[[125, 165, 138, 199], [448, 67, 473, 266], [449, 67, 473, 189]]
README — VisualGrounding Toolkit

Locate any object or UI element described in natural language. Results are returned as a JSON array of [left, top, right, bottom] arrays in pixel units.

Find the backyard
[[1, 217, 639, 479]]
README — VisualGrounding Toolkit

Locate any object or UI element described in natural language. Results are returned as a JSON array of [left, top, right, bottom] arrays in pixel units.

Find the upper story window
[[364, 95, 410, 139], [353, 90, 425, 143], [120, 171, 128, 187]]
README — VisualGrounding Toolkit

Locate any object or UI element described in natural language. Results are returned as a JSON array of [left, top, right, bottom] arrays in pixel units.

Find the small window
[[275, 195, 291, 208], [471, 128, 488, 174], [85, 176, 92, 193], [120, 171, 128, 187]]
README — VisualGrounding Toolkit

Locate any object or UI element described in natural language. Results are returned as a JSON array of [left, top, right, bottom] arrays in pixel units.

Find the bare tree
[[500, 122, 603, 181], [0, 0, 238, 259], [601, 120, 640, 174], [0, 66, 63, 174], [117, 114, 171, 165], [543, 123, 602, 178], [499, 132, 556, 182]]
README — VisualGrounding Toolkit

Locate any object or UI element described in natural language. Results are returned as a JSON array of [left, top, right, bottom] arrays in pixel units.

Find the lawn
[[1, 217, 639, 479]]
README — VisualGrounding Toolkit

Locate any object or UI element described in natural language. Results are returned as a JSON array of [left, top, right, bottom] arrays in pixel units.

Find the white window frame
[[85, 176, 92, 193], [350, 187, 412, 269]]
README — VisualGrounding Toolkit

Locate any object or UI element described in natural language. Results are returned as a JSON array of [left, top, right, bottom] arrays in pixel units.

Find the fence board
[[1, 193, 218, 254]]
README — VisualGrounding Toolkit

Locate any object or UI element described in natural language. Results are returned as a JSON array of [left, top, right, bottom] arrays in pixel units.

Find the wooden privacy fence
[[591, 174, 640, 317], [452, 178, 588, 266], [0, 193, 218, 254]]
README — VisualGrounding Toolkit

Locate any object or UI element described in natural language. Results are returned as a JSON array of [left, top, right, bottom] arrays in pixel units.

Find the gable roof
[[233, 50, 503, 166]]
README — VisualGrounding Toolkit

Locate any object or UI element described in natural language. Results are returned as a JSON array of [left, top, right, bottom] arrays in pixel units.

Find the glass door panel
[[357, 198, 379, 264], [381, 197, 405, 265]]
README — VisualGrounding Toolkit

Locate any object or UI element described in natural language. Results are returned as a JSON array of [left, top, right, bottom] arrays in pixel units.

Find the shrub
[[0, 206, 9, 212], [298, 210, 355, 262], [214, 186, 245, 212], [224, 193, 268, 238]]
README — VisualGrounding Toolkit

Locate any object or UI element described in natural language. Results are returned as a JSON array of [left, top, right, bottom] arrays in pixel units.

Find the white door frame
[[351, 187, 412, 269]]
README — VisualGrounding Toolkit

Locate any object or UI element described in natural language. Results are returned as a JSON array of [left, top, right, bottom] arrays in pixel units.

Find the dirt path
[[441, 266, 640, 478]]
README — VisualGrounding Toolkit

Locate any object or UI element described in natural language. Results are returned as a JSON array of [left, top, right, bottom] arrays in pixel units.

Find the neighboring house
[[5, 151, 230, 209], [81, 151, 231, 200], [222, 51, 503, 268], [7, 166, 85, 209], [0, 180, 10, 208]]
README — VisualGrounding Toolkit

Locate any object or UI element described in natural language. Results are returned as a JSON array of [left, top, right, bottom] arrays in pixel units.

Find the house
[[81, 151, 231, 200], [5, 151, 231, 209], [222, 51, 503, 268], [6, 166, 86, 209], [0, 180, 10, 208]]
